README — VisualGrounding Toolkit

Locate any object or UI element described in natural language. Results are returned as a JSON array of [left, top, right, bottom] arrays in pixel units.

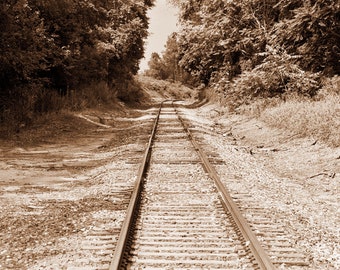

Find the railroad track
[[107, 101, 308, 269]]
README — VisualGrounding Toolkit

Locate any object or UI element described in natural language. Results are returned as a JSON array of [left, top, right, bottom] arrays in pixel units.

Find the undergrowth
[[0, 81, 120, 137], [259, 77, 339, 147], [137, 75, 198, 101], [212, 48, 321, 111], [232, 76, 340, 147], [261, 95, 340, 147], [210, 45, 339, 147]]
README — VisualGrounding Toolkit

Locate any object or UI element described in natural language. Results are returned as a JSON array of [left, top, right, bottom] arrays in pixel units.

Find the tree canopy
[[145, 32, 197, 85], [166, 0, 339, 101], [0, 0, 154, 124]]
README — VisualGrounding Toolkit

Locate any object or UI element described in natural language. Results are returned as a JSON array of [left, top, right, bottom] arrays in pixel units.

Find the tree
[[145, 52, 167, 79], [1, 0, 155, 125], [145, 33, 196, 85], [270, 0, 340, 75], [175, 0, 338, 96], [162, 33, 181, 81], [175, 0, 285, 84], [0, 0, 52, 90]]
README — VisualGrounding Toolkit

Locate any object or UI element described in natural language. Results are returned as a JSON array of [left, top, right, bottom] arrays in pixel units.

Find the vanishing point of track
[[109, 101, 274, 269]]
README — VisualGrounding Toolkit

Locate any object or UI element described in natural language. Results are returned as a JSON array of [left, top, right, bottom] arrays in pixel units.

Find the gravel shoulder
[[187, 103, 339, 269]]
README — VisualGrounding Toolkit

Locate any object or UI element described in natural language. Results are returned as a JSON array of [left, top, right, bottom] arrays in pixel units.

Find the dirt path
[[0, 102, 339, 269]]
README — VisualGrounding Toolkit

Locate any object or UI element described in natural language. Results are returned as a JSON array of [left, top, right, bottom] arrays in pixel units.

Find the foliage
[[137, 75, 198, 101], [271, 0, 340, 75], [0, 0, 52, 90], [0, 0, 155, 127], [161, 33, 182, 81], [145, 32, 198, 85], [145, 52, 168, 80], [215, 47, 321, 110], [175, 0, 281, 84], [173, 0, 339, 107]]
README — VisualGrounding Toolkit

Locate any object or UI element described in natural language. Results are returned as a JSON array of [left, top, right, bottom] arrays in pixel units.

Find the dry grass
[[260, 94, 340, 147], [220, 75, 340, 147]]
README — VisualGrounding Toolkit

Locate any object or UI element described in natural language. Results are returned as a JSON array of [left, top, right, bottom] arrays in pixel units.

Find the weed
[[260, 94, 340, 147]]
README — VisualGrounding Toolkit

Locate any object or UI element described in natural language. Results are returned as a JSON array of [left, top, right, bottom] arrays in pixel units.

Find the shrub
[[116, 79, 147, 104], [62, 81, 118, 110], [316, 76, 340, 99], [137, 75, 198, 101], [214, 47, 322, 110]]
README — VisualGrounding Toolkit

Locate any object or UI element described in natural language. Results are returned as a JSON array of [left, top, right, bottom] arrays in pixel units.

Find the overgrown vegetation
[[261, 98, 340, 147], [151, 1, 339, 100], [137, 75, 198, 101], [232, 76, 340, 147], [0, 0, 155, 132], [162, 0, 339, 146], [169, 0, 339, 97]]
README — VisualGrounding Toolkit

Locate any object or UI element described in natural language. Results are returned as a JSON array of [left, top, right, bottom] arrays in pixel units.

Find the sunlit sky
[[139, 0, 179, 72]]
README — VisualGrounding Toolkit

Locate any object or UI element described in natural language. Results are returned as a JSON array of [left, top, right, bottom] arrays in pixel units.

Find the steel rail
[[174, 105, 275, 270], [109, 102, 163, 270]]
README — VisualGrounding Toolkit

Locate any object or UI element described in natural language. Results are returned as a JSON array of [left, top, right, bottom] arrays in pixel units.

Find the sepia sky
[[139, 0, 179, 72]]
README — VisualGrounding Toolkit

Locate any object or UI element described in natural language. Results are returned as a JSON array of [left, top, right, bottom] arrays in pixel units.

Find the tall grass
[[211, 50, 340, 147], [68, 81, 118, 109], [260, 77, 340, 147], [0, 81, 119, 137]]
